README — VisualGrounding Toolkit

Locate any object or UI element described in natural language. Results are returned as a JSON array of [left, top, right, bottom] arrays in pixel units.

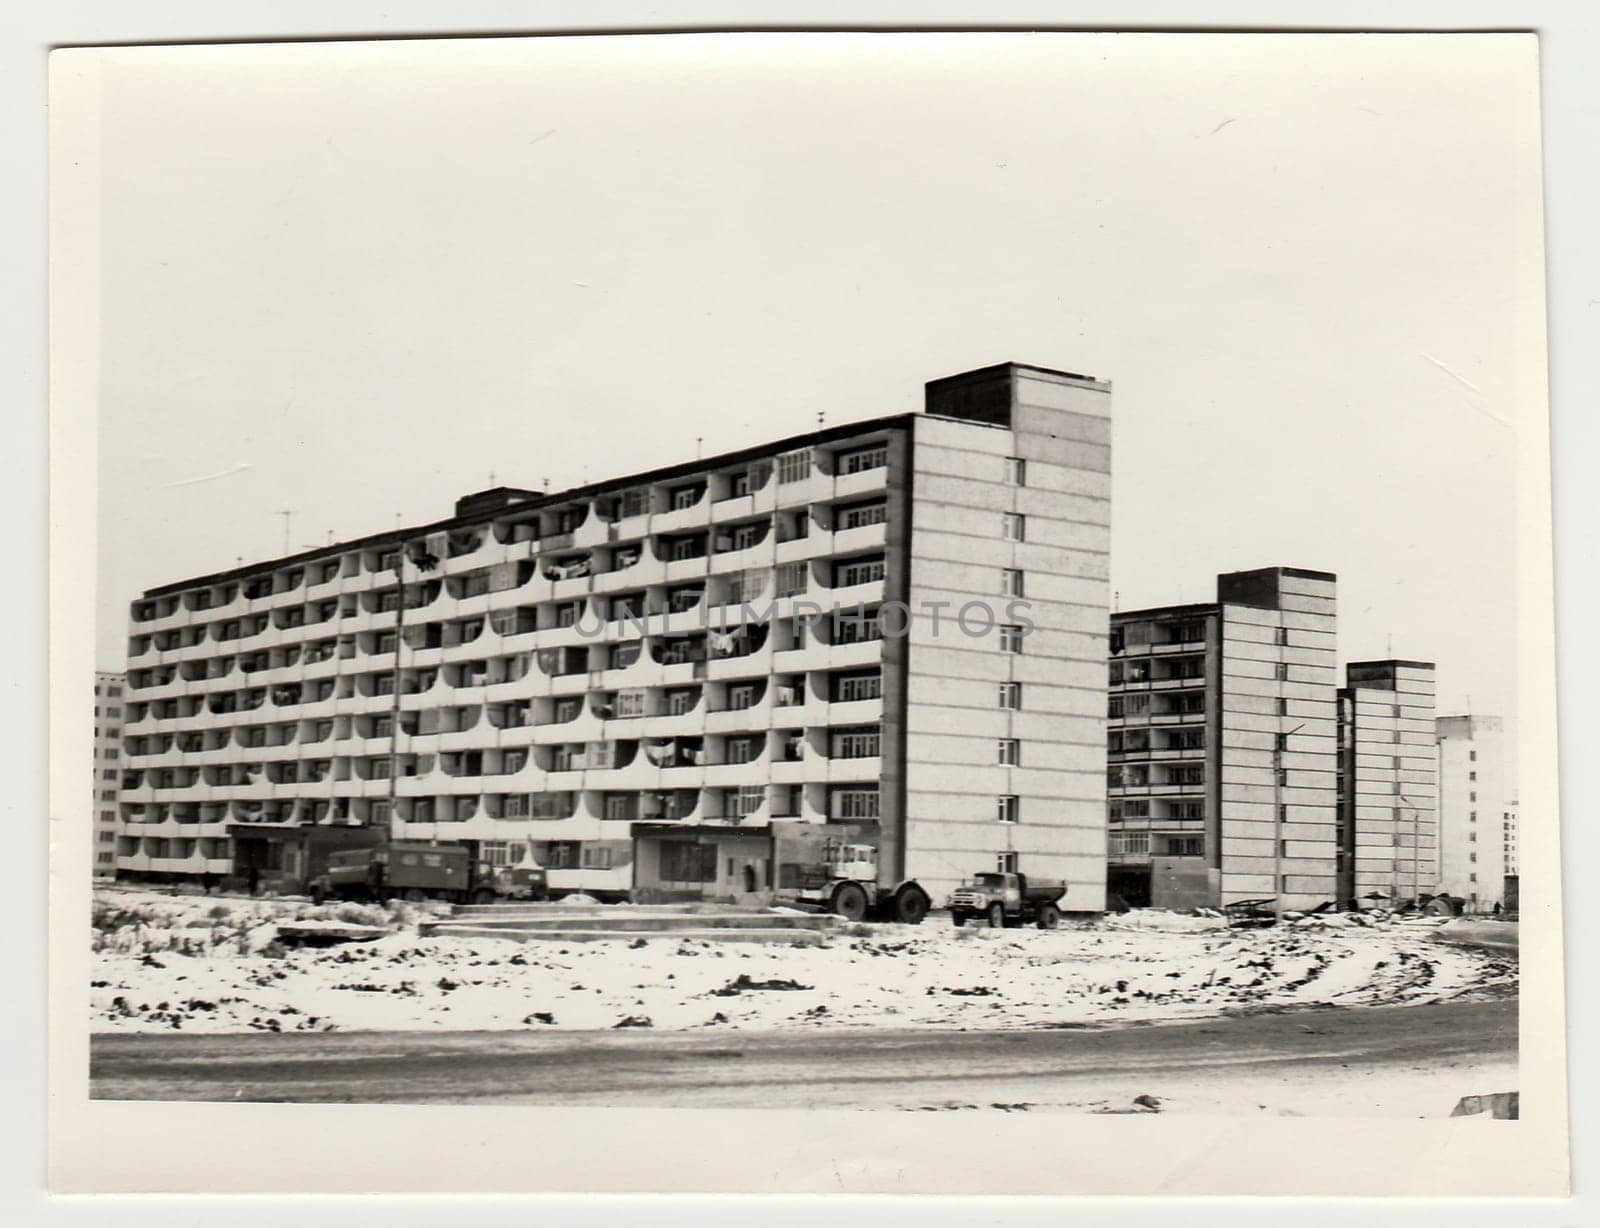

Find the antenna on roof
[[543, 477, 550, 492], [1386, 631, 1394, 655], [1113, 590, 1120, 612], [696, 437, 703, 459], [817, 411, 825, 428], [488, 470, 497, 487]]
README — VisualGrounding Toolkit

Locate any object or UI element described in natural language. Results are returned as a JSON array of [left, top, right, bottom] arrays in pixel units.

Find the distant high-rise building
[[1436, 714, 1508, 911], [92, 671, 125, 881], [1106, 567, 1339, 911], [1503, 799, 1519, 876], [1335, 661, 1438, 907]]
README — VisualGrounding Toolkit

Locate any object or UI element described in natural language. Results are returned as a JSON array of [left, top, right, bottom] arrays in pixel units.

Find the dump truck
[[307, 840, 548, 905], [781, 840, 932, 924], [947, 871, 1066, 929]]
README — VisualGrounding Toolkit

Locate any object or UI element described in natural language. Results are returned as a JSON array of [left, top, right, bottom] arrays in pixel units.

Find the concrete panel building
[[114, 362, 1111, 910], [1335, 661, 1439, 906], [1436, 714, 1508, 911], [92, 672, 126, 881], [1106, 567, 1339, 912]]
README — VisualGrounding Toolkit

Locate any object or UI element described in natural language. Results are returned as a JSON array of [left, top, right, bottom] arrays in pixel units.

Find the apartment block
[[1436, 714, 1507, 911], [1503, 800, 1518, 876], [1335, 661, 1439, 906], [92, 672, 126, 881], [115, 362, 1111, 909], [1106, 567, 1339, 912]]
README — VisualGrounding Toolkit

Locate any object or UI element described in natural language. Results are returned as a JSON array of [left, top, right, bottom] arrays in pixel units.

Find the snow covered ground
[[89, 888, 1516, 1036]]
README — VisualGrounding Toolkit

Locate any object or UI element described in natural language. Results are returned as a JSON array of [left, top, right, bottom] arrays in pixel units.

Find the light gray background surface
[[12, 1, 1596, 1223]]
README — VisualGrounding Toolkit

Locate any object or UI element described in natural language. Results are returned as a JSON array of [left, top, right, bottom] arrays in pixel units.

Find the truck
[[947, 872, 1066, 929], [307, 840, 548, 906], [782, 840, 932, 924]]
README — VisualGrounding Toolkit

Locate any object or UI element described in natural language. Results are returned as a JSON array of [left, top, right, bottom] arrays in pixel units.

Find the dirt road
[[91, 997, 1516, 1117]]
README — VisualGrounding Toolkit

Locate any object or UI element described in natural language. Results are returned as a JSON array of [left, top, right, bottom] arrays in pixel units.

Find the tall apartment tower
[[92, 672, 126, 880], [1107, 567, 1339, 911], [1335, 661, 1438, 906], [1503, 800, 1519, 876], [1435, 714, 1507, 911], [115, 363, 1111, 909]]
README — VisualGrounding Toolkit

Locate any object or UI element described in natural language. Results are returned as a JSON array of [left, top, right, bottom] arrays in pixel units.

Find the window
[[1275, 626, 1289, 646], [1278, 698, 1289, 716], [660, 842, 717, 883], [503, 749, 528, 774], [1275, 732, 1289, 752], [834, 556, 885, 587], [725, 684, 761, 711], [997, 852, 1020, 873], [1276, 767, 1289, 786], [1166, 836, 1203, 857], [1278, 803, 1289, 822], [101, 769, 115, 781], [834, 670, 881, 702], [834, 609, 881, 644], [999, 624, 1025, 654], [837, 500, 887, 530], [1003, 456, 1026, 486], [1469, 831, 1477, 843], [997, 738, 1020, 766], [725, 736, 761, 765], [670, 536, 704, 561], [831, 787, 880, 819], [541, 840, 581, 869], [996, 796, 1019, 824], [775, 562, 808, 598], [778, 448, 812, 483], [727, 785, 766, 818], [1469, 852, 1478, 864], [1001, 513, 1026, 542], [1469, 771, 1478, 781], [838, 444, 887, 475], [1470, 791, 1477, 802], [1000, 569, 1024, 598], [615, 690, 647, 718], [998, 682, 1023, 710], [99, 830, 115, 844], [1275, 662, 1289, 681], [604, 794, 639, 821], [728, 471, 753, 498], [666, 689, 697, 716], [831, 726, 880, 759], [581, 845, 615, 870]]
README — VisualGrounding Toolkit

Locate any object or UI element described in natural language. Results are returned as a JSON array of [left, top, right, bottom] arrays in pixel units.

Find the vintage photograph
[[50, 30, 1563, 1195]]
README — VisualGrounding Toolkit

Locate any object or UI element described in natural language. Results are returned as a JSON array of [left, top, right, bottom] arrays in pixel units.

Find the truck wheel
[[831, 882, 869, 922], [1036, 903, 1061, 930], [987, 902, 1006, 929], [469, 887, 496, 906], [894, 885, 931, 925], [951, 911, 966, 928], [308, 884, 326, 905]]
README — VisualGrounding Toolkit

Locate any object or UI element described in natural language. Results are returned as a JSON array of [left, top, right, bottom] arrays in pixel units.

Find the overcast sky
[[87, 33, 1542, 756]]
